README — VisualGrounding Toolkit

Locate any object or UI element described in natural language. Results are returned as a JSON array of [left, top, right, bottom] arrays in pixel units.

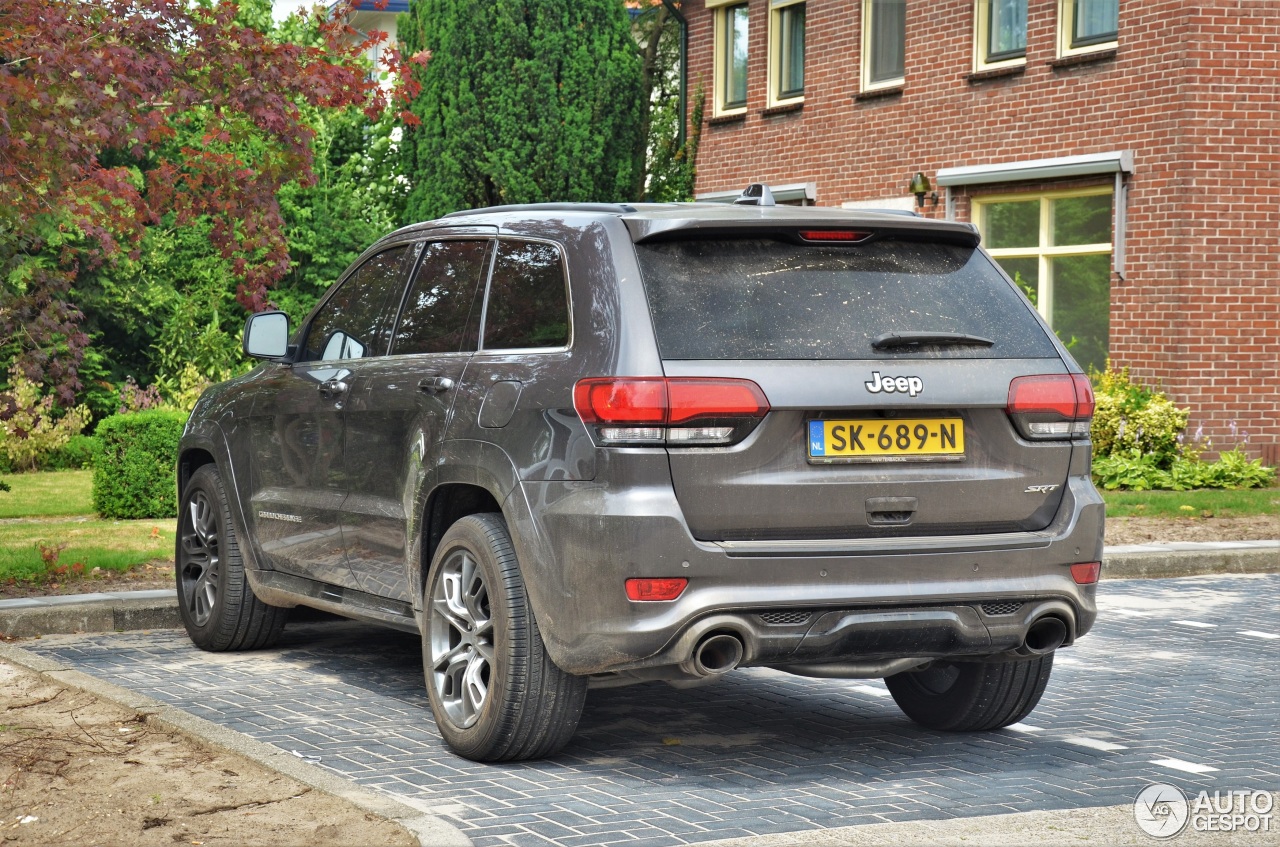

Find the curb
[[0, 640, 472, 847], [1102, 540, 1278, 579]]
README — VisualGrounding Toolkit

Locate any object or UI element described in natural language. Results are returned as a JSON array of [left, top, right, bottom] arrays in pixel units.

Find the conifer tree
[[398, 0, 645, 220]]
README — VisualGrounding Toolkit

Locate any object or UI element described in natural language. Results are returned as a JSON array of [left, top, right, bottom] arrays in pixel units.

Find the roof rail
[[443, 202, 639, 218]]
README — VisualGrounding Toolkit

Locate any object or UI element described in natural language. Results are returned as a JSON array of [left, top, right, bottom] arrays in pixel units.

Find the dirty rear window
[[634, 238, 1058, 360]]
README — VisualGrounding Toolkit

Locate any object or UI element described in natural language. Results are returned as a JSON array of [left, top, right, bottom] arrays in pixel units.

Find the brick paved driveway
[[25, 574, 1280, 846]]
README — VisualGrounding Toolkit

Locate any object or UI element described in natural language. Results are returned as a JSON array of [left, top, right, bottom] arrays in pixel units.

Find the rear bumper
[[505, 467, 1103, 676]]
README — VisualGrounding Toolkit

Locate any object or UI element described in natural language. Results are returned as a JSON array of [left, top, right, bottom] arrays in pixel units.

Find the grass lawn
[[0, 469, 94, 517], [0, 519, 175, 583], [1103, 486, 1280, 519], [1, 469, 175, 584]]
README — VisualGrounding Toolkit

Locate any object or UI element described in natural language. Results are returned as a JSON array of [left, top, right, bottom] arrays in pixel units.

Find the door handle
[[418, 376, 455, 395], [318, 378, 349, 400]]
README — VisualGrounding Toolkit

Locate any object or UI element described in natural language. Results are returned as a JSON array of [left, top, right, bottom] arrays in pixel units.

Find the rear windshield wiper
[[871, 331, 995, 350]]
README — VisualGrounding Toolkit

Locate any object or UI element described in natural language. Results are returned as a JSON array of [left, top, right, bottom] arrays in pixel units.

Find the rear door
[[341, 235, 494, 601], [633, 234, 1079, 542]]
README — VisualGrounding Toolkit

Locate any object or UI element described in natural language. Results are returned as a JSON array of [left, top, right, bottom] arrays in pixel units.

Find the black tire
[[884, 654, 1054, 732], [176, 464, 288, 651], [422, 513, 587, 762]]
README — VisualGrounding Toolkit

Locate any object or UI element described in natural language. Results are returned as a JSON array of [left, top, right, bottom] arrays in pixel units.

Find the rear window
[[634, 238, 1058, 360]]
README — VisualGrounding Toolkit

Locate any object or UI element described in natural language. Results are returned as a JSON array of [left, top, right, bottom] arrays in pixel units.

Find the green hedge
[[41, 434, 101, 470], [92, 410, 188, 519]]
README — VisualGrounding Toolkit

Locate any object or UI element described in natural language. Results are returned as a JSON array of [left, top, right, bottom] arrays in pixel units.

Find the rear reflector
[[1070, 562, 1101, 585], [1006, 374, 1094, 440], [625, 578, 688, 601], [575, 377, 768, 446]]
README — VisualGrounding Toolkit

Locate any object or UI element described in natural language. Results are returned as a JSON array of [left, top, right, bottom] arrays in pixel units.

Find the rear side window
[[303, 246, 411, 361], [483, 240, 570, 350], [392, 239, 491, 355], [634, 238, 1058, 360]]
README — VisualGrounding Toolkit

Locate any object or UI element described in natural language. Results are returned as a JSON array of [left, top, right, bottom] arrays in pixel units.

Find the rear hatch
[[629, 225, 1086, 542]]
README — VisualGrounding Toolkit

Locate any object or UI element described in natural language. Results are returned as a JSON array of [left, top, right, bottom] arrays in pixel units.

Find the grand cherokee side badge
[[865, 372, 924, 397]]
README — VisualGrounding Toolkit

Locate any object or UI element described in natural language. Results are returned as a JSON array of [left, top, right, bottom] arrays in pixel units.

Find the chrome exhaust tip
[[1018, 616, 1068, 657], [686, 633, 745, 677]]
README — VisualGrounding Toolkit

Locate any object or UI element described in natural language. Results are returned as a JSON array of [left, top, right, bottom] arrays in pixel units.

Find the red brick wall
[[688, 0, 1280, 460]]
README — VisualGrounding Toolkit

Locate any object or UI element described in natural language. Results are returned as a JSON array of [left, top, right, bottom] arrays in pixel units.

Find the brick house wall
[[687, 0, 1280, 463]]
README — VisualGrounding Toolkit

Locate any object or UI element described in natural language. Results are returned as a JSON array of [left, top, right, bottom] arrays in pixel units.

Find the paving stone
[[18, 573, 1280, 846]]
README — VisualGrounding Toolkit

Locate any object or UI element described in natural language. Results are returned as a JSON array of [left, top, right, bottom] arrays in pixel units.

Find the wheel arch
[[418, 482, 504, 601]]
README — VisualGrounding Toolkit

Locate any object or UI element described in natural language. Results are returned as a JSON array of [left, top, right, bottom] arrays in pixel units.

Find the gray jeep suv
[[176, 188, 1104, 762]]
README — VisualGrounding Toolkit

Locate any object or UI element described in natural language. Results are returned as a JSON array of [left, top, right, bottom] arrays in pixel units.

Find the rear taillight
[[1006, 374, 1094, 440], [574, 377, 769, 446]]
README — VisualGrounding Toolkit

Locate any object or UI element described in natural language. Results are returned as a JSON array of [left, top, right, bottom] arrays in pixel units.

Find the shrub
[[39, 434, 101, 470], [1091, 365, 1187, 467], [1089, 364, 1275, 491], [0, 368, 92, 471], [92, 410, 188, 519]]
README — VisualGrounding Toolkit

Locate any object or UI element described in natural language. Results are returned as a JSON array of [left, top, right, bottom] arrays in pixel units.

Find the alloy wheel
[[429, 549, 494, 729], [179, 490, 221, 627]]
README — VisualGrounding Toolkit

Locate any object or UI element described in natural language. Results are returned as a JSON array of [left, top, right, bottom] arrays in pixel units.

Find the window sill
[[855, 85, 904, 101], [1047, 47, 1117, 69], [761, 101, 803, 117], [967, 64, 1026, 83], [708, 112, 747, 127]]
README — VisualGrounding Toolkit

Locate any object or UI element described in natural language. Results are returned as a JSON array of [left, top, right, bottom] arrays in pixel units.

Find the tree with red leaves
[[0, 0, 424, 402]]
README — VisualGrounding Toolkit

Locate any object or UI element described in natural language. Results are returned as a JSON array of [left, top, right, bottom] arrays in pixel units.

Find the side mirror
[[243, 311, 291, 360]]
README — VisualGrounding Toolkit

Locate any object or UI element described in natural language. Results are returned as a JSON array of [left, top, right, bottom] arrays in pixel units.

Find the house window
[[975, 0, 1027, 70], [862, 0, 905, 92], [1059, 0, 1118, 56], [714, 2, 750, 115], [975, 189, 1113, 374], [769, 0, 805, 104]]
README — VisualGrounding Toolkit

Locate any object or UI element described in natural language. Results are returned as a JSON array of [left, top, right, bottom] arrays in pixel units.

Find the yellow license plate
[[808, 418, 964, 462]]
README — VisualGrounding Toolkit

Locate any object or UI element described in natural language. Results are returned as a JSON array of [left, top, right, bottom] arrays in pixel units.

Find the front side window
[[976, 0, 1027, 69], [1060, 0, 1118, 55], [392, 240, 491, 355], [770, 0, 805, 104], [483, 240, 570, 350], [862, 0, 906, 91], [303, 246, 411, 362], [976, 190, 1113, 373], [716, 3, 750, 113]]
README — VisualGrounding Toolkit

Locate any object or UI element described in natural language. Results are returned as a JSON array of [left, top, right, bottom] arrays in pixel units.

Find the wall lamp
[[909, 172, 939, 207]]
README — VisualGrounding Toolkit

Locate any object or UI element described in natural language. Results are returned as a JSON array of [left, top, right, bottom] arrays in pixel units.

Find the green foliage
[[39, 435, 101, 471], [0, 368, 91, 472], [647, 83, 704, 203], [399, 0, 645, 219], [91, 410, 188, 519], [1091, 365, 1188, 467], [1089, 364, 1274, 491], [1093, 449, 1276, 492], [274, 109, 403, 325]]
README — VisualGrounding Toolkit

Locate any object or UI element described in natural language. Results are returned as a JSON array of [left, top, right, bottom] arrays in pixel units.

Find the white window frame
[[974, 0, 1027, 73], [768, 0, 806, 107], [710, 0, 750, 117], [1057, 0, 1119, 59], [861, 0, 906, 93], [973, 187, 1113, 328]]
